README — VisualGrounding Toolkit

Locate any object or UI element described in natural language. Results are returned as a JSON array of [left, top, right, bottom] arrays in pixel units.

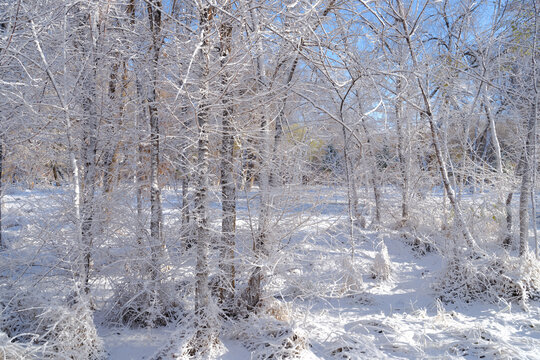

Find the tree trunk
[[395, 78, 409, 225], [31, 7, 85, 289], [243, 5, 270, 310], [504, 192, 513, 248], [360, 111, 382, 226], [193, 4, 213, 344], [179, 113, 192, 248], [219, 9, 236, 305], [341, 119, 356, 258], [483, 99, 503, 174], [77, 7, 99, 295], [519, 103, 536, 257], [135, 77, 148, 252], [79, 69, 98, 295], [102, 62, 127, 194], [246, 113, 271, 309], [179, 126, 192, 247], [147, 0, 164, 279], [0, 141, 3, 250], [483, 98, 512, 248], [269, 55, 299, 187]]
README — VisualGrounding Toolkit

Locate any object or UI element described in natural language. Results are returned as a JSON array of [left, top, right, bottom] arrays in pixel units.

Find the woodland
[[0, 0, 540, 358]]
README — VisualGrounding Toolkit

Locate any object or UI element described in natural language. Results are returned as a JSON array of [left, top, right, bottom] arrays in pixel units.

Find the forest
[[0, 0, 539, 358]]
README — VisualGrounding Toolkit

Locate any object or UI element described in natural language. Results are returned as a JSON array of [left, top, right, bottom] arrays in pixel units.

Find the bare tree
[[218, 0, 237, 306], [392, 0, 478, 250], [191, 1, 216, 351], [147, 0, 165, 279]]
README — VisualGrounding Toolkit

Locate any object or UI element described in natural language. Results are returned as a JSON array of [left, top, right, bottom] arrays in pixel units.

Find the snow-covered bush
[[434, 253, 540, 304], [106, 278, 184, 328], [151, 302, 223, 359], [276, 248, 369, 300], [0, 289, 43, 342], [1, 288, 104, 359], [371, 242, 393, 281], [0, 331, 41, 359], [228, 299, 309, 359], [340, 257, 364, 296], [35, 299, 105, 359]]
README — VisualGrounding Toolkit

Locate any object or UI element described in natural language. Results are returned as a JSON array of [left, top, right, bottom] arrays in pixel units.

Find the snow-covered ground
[[97, 232, 540, 359], [2, 185, 540, 359]]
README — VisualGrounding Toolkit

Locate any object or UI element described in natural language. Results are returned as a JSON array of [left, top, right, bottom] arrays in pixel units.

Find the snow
[[217, 340, 252, 359], [2, 186, 540, 359], [99, 327, 176, 359], [93, 264, 540, 359]]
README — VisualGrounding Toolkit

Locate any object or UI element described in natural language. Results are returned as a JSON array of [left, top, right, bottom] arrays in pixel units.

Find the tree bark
[[218, 7, 236, 304], [504, 192, 514, 248], [147, 0, 164, 279], [135, 77, 149, 253], [482, 98, 503, 174], [102, 62, 127, 193], [80, 68, 98, 294], [269, 55, 299, 187], [194, 4, 213, 339], [359, 109, 382, 226], [77, 6, 99, 295], [0, 141, 3, 250], [519, 103, 536, 257], [395, 78, 410, 225]]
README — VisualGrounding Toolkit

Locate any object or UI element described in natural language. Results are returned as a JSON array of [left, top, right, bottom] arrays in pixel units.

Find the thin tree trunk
[[246, 114, 271, 310], [532, 3, 539, 259], [531, 190, 537, 257], [269, 55, 299, 187], [504, 192, 513, 247], [128, 1, 147, 252], [179, 111, 192, 247], [519, 103, 536, 257], [243, 4, 270, 310], [341, 123, 356, 259], [102, 62, 127, 193], [0, 141, 3, 250], [483, 98, 513, 248], [372, 176, 382, 224], [135, 77, 148, 251], [77, 6, 99, 295], [482, 99, 503, 174], [219, 7, 236, 304], [359, 111, 382, 226], [396, 78, 409, 225], [181, 169, 191, 234], [193, 4, 213, 343], [147, 0, 164, 279], [242, 1, 339, 310]]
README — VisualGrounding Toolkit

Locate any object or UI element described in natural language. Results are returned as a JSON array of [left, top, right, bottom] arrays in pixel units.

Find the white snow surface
[[2, 186, 540, 359], [96, 230, 540, 359]]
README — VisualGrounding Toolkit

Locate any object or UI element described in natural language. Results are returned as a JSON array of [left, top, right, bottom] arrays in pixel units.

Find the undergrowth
[[1, 287, 104, 359], [228, 299, 309, 359], [434, 253, 540, 305]]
